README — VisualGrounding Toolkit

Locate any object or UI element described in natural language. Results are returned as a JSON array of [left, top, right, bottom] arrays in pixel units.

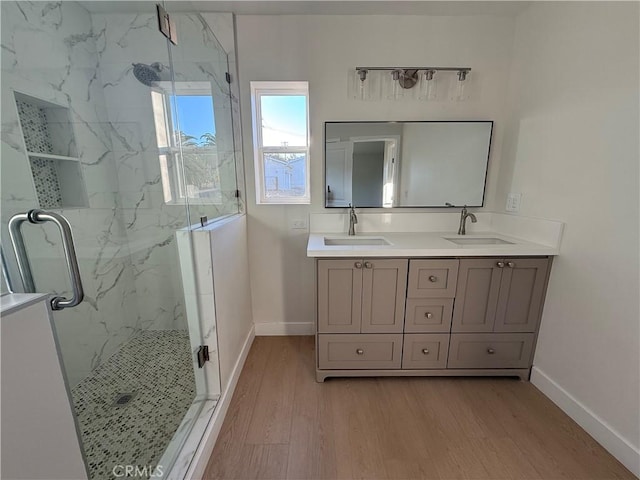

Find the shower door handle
[[8, 209, 84, 310]]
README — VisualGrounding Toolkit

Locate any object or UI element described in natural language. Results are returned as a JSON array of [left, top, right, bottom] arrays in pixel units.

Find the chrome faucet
[[348, 203, 358, 236], [446, 203, 477, 235]]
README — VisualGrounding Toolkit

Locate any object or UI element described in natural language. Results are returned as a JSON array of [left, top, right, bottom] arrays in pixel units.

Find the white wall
[[498, 2, 639, 473], [236, 14, 516, 332], [209, 215, 254, 390]]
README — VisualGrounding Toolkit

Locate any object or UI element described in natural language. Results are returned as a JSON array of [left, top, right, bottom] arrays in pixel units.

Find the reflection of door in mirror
[[352, 141, 384, 207], [325, 141, 353, 206], [351, 136, 399, 208]]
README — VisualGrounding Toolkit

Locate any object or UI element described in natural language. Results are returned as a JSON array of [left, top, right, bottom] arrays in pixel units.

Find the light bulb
[[419, 70, 436, 101], [388, 70, 403, 100], [453, 70, 468, 101], [357, 69, 367, 100]]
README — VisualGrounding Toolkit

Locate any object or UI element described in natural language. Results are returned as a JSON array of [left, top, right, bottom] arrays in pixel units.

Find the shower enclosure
[[1, 2, 240, 478]]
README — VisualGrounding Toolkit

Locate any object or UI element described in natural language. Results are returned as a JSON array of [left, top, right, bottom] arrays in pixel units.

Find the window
[[250, 81, 310, 204], [151, 82, 222, 205]]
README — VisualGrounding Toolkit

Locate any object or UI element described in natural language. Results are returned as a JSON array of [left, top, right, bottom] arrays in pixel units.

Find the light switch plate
[[506, 193, 522, 212], [290, 219, 308, 230]]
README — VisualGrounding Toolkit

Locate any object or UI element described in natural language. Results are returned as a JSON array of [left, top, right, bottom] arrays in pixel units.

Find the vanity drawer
[[402, 334, 450, 369], [318, 334, 402, 370], [408, 260, 459, 298], [447, 333, 534, 369], [404, 298, 454, 333]]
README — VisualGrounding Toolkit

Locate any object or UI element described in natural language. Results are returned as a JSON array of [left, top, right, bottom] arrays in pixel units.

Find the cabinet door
[[452, 258, 503, 332], [361, 259, 408, 333], [318, 259, 362, 333], [494, 258, 549, 332]]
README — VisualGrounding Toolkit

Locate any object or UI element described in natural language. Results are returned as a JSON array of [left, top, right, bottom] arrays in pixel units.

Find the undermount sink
[[445, 237, 515, 246], [324, 236, 391, 246]]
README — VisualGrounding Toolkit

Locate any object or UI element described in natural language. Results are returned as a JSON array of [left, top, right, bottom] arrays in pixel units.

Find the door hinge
[[196, 345, 209, 368], [156, 4, 178, 45], [225, 72, 231, 84], [234, 189, 241, 198]]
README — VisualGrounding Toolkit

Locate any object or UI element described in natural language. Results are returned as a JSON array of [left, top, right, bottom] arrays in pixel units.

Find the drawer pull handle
[[487, 347, 495, 354], [364, 261, 373, 269], [422, 348, 430, 355], [497, 262, 505, 268], [356, 348, 364, 355], [424, 312, 433, 319], [428, 275, 438, 282], [354, 262, 363, 269], [507, 261, 516, 268]]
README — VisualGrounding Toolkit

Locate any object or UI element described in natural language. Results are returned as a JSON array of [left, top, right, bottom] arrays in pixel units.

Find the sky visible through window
[[260, 95, 307, 147], [173, 95, 215, 142]]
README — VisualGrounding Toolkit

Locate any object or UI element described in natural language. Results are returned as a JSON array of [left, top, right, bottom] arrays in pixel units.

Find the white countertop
[[1, 293, 49, 315], [306, 231, 559, 257]]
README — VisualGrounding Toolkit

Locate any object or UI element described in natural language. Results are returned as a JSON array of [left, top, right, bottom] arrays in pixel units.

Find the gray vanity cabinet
[[317, 258, 408, 334], [315, 255, 552, 381], [452, 257, 549, 333]]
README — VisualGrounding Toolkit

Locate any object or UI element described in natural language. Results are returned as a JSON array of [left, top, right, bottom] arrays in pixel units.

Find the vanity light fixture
[[352, 66, 472, 102]]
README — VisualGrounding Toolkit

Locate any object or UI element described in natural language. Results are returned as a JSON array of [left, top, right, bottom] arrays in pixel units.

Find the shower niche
[[14, 92, 88, 209]]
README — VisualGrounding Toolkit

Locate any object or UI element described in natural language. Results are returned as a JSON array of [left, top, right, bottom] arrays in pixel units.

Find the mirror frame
[[324, 120, 493, 208]]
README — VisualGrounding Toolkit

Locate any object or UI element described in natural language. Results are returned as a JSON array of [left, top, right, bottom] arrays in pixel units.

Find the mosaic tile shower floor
[[71, 330, 196, 480]]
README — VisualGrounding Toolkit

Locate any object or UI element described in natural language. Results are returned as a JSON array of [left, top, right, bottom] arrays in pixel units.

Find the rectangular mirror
[[325, 121, 493, 208]]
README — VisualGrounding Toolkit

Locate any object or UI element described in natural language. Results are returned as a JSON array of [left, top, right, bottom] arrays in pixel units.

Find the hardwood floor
[[204, 336, 635, 480]]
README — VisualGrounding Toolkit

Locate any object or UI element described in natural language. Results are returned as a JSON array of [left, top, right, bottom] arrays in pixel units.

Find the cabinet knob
[[428, 275, 438, 282], [354, 262, 363, 269], [364, 261, 373, 269], [422, 348, 430, 355], [356, 348, 364, 355], [507, 261, 516, 268], [487, 347, 495, 354], [424, 312, 433, 319], [497, 262, 505, 268]]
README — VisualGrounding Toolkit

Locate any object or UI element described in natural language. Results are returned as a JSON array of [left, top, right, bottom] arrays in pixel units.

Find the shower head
[[132, 62, 169, 86]]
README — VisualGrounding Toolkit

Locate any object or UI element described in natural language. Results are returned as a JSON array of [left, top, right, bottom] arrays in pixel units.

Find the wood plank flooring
[[204, 336, 635, 480]]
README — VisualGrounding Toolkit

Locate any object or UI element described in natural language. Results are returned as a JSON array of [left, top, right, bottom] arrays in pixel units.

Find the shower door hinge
[[156, 4, 178, 45], [225, 72, 231, 84], [197, 345, 209, 368], [235, 189, 240, 198]]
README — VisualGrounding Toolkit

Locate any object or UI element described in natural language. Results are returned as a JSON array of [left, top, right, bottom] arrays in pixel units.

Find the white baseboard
[[254, 321, 314, 336], [530, 366, 640, 477], [186, 325, 255, 479]]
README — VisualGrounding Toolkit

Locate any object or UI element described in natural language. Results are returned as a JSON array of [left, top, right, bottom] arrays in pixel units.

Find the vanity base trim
[[316, 367, 530, 382]]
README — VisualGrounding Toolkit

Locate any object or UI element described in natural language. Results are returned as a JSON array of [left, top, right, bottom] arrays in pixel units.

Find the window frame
[[250, 81, 310, 204]]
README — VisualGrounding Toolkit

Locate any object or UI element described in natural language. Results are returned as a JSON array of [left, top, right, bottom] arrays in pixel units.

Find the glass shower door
[[0, 2, 228, 478]]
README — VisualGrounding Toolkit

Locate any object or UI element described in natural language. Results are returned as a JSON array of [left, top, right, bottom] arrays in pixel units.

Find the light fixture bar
[[356, 67, 471, 72]]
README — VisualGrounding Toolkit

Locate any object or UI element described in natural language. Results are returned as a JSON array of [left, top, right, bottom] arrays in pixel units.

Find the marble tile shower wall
[[1, 1, 138, 387], [0, 3, 240, 387]]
